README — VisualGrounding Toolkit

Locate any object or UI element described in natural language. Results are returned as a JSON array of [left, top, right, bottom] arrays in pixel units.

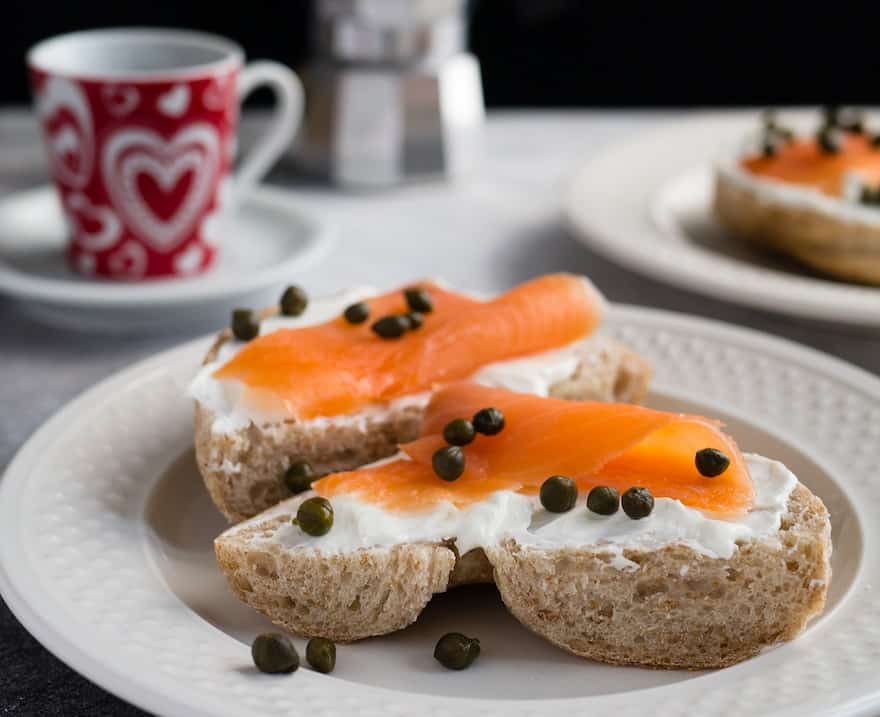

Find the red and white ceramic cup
[[27, 29, 302, 280]]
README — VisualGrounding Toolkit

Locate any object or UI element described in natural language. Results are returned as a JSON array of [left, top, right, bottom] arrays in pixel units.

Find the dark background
[[3, 0, 875, 107]]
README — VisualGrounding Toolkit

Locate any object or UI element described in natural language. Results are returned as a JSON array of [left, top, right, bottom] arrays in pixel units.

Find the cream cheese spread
[[189, 284, 599, 435], [230, 453, 796, 566]]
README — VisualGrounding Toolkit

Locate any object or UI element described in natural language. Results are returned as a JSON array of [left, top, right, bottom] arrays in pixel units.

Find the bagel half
[[215, 482, 830, 668], [714, 164, 880, 284], [196, 331, 651, 523]]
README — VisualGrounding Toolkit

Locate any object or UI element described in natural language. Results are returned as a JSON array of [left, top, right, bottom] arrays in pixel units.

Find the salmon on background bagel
[[715, 107, 880, 284]]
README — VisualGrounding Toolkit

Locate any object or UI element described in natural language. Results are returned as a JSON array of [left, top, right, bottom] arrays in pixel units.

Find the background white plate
[[564, 111, 880, 329], [0, 303, 877, 716], [0, 185, 333, 332]]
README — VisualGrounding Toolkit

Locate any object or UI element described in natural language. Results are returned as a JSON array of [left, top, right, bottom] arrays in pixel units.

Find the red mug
[[27, 29, 302, 280]]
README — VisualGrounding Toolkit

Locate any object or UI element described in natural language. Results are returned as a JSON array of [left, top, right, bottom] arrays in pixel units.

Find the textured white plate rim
[[563, 112, 880, 328], [0, 184, 334, 307], [1, 304, 878, 717]]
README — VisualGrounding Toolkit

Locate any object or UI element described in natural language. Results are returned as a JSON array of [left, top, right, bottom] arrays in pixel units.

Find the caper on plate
[[251, 633, 299, 674], [434, 632, 480, 670], [306, 637, 336, 674]]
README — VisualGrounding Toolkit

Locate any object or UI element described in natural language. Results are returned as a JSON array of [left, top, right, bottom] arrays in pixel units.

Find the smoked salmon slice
[[214, 274, 603, 420], [742, 133, 880, 196], [315, 383, 753, 518]]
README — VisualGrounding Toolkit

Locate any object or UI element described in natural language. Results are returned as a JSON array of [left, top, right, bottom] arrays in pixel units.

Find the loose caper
[[761, 140, 777, 158], [232, 308, 260, 341], [406, 311, 424, 330], [586, 485, 620, 515], [817, 125, 842, 154], [695, 447, 730, 477], [306, 637, 336, 674], [280, 285, 308, 316], [433, 632, 480, 670], [443, 418, 475, 446], [432, 445, 465, 481], [343, 302, 370, 324], [404, 287, 433, 313], [283, 461, 316, 494], [294, 496, 334, 536], [371, 315, 409, 339], [472, 407, 505, 436], [621, 487, 654, 520], [251, 633, 299, 674], [539, 475, 578, 513]]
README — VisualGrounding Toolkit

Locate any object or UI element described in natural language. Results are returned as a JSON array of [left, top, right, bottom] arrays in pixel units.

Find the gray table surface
[[2, 108, 879, 715]]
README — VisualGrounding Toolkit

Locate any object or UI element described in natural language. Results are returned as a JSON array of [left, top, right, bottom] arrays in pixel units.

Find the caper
[[586, 485, 620, 515], [280, 285, 308, 317], [432, 445, 465, 481], [472, 407, 505, 436], [406, 311, 424, 330], [843, 116, 865, 134], [861, 185, 880, 205], [761, 140, 777, 158], [371, 314, 409, 339], [283, 460, 316, 494], [343, 302, 370, 324], [251, 633, 299, 674], [828, 106, 864, 133], [306, 637, 336, 674], [433, 632, 480, 670], [621, 487, 654, 520], [695, 447, 730, 477], [404, 287, 433, 313], [539, 475, 578, 513], [871, 133, 880, 148], [823, 105, 841, 126], [817, 125, 842, 154], [761, 111, 794, 143], [443, 418, 475, 446], [232, 308, 260, 341], [294, 496, 334, 536]]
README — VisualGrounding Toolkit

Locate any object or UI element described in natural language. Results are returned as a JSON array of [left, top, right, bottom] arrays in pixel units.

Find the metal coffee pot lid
[[316, 0, 466, 63]]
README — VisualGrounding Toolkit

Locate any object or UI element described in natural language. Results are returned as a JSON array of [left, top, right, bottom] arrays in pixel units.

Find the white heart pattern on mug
[[65, 192, 122, 251], [101, 124, 220, 252], [37, 76, 94, 189], [173, 242, 206, 275], [75, 252, 97, 275], [157, 84, 190, 118], [101, 84, 140, 117], [201, 75, 230, 111], [107, 240, 148, 278]]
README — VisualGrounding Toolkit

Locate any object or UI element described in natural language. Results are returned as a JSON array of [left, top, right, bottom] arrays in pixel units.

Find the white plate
[[565, 111, 880, 329], [0, 303, 876, 716], [0, 185, 333, 332]]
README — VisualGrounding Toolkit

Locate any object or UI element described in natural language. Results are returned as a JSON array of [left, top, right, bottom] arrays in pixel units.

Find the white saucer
[[0, 185, 333, 332], [564, 111, 880, 330], [0, 301, 874, 716]]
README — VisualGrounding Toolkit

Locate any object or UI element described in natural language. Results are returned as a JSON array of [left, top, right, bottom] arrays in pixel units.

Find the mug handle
[[234, 60, 303, 193]]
